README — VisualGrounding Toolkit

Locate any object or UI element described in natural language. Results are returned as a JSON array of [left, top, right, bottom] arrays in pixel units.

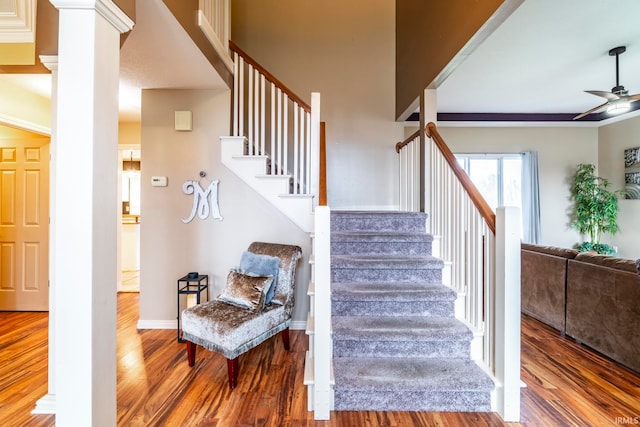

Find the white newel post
[[313, 206, 331, 419], [495, 206, 521, 422], [309, 93, 320, 205], [32, 55, 59, 415], [49, 1, 133, 425]]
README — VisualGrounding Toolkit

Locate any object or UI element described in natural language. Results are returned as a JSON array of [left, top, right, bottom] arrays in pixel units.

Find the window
[[455, 153, 523, 237]]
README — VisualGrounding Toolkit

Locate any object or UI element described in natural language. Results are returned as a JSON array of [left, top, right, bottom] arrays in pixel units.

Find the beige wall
[[233, 0, 402, 210], [598, 115, 640, 259], [118, 121, 141, 146], [438, 126, 599, 249], [139, 89, 311, 324]]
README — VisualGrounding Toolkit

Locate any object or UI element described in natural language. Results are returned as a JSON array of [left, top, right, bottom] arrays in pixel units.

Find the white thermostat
[[151, 176, 168, 187]]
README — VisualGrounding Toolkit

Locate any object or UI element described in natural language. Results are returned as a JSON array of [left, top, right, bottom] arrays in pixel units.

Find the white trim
[[0, 0, 36, 43], [0, 113, 51, 135], [39, 55, 59, 71], [32, 393, 56, 414], [50, 0, 134, 33], [290, 320, 307, 330], [197, 10, 234, 73], [331, 204, 400, 211], [136, 319, 177, 330]]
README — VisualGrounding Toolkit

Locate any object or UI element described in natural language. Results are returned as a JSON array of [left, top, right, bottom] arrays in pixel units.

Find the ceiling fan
[[573, 46, 640, 120]]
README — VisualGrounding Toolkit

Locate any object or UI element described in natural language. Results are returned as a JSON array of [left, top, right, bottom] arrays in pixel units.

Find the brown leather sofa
[[521, 243, 578, 333], [521, 243, 640, 373]]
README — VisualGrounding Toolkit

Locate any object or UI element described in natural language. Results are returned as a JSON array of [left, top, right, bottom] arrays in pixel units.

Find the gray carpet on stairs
[[330, 210, 494, 412]]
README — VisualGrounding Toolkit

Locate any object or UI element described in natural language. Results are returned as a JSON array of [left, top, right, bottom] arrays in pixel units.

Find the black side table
[[177, 274, 209, 342]]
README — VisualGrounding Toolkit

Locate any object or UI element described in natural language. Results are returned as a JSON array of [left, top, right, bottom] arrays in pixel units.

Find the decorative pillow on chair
[[239, 251, 280, 304], [217, 270, 273, 311]]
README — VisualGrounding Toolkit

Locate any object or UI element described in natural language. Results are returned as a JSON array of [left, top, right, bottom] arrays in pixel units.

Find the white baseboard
[[32, 393, 56, 414], [136, 319, 177, 330], [290, 320, 307, 330], [331, 204, 400, 211]]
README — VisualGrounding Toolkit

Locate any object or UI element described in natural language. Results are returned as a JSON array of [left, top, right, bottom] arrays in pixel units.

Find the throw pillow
[[239, 251, 280, 304], [217, 270, 273, 311]]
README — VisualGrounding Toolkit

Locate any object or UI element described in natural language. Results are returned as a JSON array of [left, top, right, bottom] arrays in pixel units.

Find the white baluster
[[233, 51, 239, 136], [260, 74, 265, 156], [293, 103, 299, 194], [305, 111, 311, 195], [283, 96, 288, 177], [270, 83, 275, 174], [248, 65, 253, 153], [239, 57, 244, 140], [276, 88, 282, 174], [254, 68, 259, 155]]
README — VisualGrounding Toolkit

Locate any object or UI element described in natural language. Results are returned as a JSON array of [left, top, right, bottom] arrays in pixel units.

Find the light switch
[[151, 176, 168, 187]]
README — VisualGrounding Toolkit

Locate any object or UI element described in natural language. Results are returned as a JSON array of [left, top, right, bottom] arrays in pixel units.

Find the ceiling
[[436, 0, 640, 124], [2, 0, 640, 125]]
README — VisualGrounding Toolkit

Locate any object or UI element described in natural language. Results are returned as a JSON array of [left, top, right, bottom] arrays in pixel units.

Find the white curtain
[[521, 151, 541, 244]]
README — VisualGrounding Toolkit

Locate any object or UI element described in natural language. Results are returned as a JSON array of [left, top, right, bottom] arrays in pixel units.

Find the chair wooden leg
[[281, 328, 290, 351], [186, 341, 196, 367], [226, 357, 239, 390]]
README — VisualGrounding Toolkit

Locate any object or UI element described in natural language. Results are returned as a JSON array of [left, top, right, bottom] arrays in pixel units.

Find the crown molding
[[0, 0, 37, 43], [50, 0, 134, 33]]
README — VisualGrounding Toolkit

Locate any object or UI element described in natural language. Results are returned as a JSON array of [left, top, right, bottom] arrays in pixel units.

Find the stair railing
[[396, 129, 422, 211], [229, 41, 314, 196], [197, 0, 233, 72], [398, 122, 521, 422]]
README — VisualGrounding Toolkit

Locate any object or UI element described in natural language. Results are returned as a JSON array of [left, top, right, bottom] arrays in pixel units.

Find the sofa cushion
[[217, 270, 273, 311], [574, 252, 638, 273], [521, 243, 579, 259]]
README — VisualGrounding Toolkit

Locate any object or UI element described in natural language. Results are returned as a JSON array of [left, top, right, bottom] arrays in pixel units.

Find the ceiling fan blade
[[585, 90, 619, 101], [573, 101, 609, 120], [628, 93, 640, 101]]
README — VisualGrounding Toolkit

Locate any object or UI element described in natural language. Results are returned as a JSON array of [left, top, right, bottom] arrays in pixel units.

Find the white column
[[495, 206, 521, 422], [419, 88, 436, 217], [49, 1, 133, 426], [32, 54, 59, 415]]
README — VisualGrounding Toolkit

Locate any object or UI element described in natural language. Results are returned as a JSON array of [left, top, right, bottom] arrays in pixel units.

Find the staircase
[[330, 211, 494, 411]]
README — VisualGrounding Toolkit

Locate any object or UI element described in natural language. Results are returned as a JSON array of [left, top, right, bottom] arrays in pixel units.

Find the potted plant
[[570, 163, 624, 255]]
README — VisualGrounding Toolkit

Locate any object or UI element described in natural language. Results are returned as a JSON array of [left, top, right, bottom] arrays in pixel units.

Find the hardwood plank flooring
[[2, 293, 639, 426]]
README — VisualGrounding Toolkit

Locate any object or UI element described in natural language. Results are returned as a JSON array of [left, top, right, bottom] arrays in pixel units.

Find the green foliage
[[570, 163, 623, 245], [575, 241, 617, 255]]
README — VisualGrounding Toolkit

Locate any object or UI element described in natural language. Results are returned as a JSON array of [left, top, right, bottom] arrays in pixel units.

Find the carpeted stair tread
[[332, 281, 456, 302], [334, 357, 494, 392], [333, 316, 472, 341], [331, 211, 428, 233], [332, 255, 443, 269], [331, 232, 433, 243]]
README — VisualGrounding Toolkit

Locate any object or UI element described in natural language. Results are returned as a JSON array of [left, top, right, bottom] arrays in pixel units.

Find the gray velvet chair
[[181, 242, 302, 389]]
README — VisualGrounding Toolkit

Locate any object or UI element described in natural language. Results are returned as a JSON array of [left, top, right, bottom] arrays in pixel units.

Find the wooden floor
[[2, 293, 640, 426]]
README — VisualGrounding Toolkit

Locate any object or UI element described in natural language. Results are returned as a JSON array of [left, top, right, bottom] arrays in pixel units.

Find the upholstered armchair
[[181, 242, 302, 389]]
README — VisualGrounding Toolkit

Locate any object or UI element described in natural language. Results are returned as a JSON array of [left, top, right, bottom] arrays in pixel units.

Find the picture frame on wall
[[624, 146, 640, 199]]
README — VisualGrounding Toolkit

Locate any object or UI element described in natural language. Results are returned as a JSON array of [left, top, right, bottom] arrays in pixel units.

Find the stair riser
[[332, 268, 442, 283], [332, 300, 454, 317], [331, 241, 432, 256], [331, 217, 426, 233], [333, 340, 470, 359], [333, 390, 491, 412]]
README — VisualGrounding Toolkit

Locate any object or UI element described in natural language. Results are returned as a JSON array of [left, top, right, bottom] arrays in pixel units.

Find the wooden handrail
[[395, 129, 420, 153], [319, 122, 327, 206], [229, 40, 311, 112], [425, 122, 496, 233]]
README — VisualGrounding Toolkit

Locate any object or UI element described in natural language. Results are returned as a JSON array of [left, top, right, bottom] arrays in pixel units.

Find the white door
[[0, 138, 50, 311]]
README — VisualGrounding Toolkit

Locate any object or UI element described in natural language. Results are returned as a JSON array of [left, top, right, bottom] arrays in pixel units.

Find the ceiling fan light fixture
[[607, 98, 630, 115]]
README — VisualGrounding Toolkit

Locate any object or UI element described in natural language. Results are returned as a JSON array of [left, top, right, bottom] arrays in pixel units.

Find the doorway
[[119, 148, 140, 292]]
